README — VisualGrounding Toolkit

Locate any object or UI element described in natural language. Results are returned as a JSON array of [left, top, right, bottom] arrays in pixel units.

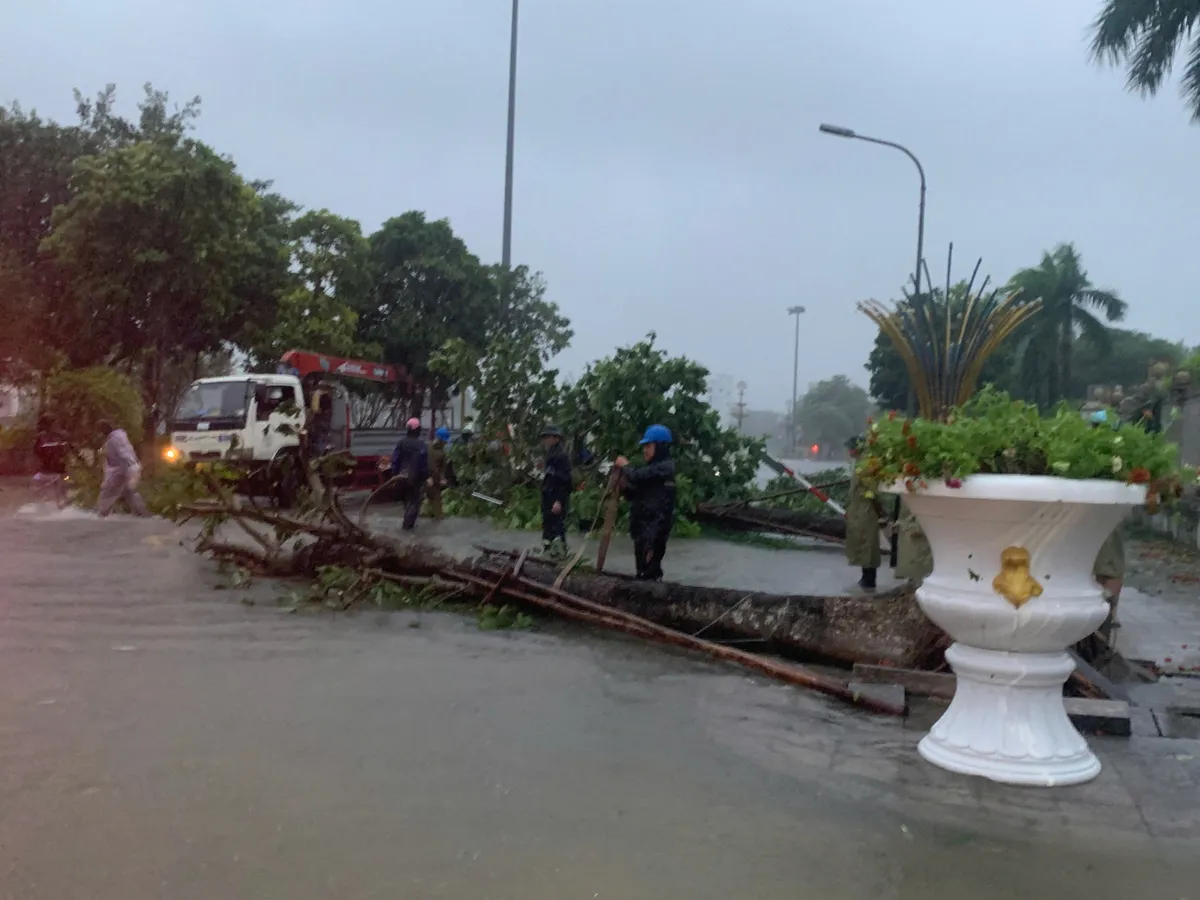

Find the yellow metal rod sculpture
[[858, 255, 1042, 421]]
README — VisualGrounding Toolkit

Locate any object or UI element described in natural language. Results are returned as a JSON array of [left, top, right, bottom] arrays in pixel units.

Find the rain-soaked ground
[[3, 490, 1200, 898]]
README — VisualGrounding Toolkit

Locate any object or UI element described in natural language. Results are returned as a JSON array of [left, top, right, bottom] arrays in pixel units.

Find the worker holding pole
[[614, 424, 677, 581]]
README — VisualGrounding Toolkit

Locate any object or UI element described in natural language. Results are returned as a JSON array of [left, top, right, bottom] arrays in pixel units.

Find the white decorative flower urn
[[892, 475, 1146, 786]]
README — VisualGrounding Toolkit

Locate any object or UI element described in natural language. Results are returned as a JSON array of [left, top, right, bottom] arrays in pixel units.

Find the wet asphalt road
[[0, 502, 1197, 899]]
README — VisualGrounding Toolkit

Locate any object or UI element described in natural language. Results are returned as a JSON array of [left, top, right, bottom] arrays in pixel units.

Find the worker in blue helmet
[[614, 424, 677, 580]]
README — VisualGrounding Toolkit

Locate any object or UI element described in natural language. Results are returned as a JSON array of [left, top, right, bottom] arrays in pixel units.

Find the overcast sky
[[5, 0, 1197, 409]]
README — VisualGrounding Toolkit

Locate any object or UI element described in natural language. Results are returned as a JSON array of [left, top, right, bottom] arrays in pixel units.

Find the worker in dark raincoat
[[426, 427, 451, 519], [390, 418, 430, 531], [844, 434, 885, 590], [615, 424, 677, 581], [539, 425, 573, 559]]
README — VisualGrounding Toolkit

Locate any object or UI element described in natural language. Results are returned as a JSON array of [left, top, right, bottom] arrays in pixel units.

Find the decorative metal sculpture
[[858, 246, 1042, 421], [992, 546, 1043, 609]]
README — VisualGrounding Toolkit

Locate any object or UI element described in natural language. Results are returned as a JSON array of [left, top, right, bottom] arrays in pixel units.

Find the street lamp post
[[818, 123, 926, 302], [501, 0, 520, 270], [787, 305, 805, 455]]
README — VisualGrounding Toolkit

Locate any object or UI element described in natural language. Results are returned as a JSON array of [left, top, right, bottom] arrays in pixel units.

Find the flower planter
[[889, 475, 1146, 786]]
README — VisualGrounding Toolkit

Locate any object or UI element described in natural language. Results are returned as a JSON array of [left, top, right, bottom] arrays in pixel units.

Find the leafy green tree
[[1069, 328, 1183, 397], [431, 268, 572, 470], [41, 137, 291, 432], [792, 375, 874, 453], [0, 85, 201, 378], [42, 366, 145, 451], [1090, 0, 1200, 122], [1006, 243, 1126, 407], [360, 212, 495, 413], [245, 209, 375, 368], [559, 334, 763, 503]]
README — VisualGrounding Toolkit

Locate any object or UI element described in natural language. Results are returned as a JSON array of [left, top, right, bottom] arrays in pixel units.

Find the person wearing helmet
[[538, 424, 573, 559], [844, 434, 884, 590], [390, 418, 430, 530], [615, 424, 677, 581], [426, 426, 452, 519]]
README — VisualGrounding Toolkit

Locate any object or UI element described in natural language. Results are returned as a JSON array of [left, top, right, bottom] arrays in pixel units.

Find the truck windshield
[[175, 381, 251, 421]]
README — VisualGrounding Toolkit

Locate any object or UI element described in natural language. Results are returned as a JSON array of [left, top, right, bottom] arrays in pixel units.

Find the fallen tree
[[694, 501, 847, 543], [178, 491, 908, 716]]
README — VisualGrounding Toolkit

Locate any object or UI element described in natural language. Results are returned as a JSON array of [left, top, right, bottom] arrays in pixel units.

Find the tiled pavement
[[703, 683, 1200, 850]]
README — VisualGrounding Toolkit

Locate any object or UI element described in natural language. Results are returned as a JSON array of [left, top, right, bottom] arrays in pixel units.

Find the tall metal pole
[[787, 305, 805, 454], [501, 0, 519, 270], [818, 124, 925, 413]]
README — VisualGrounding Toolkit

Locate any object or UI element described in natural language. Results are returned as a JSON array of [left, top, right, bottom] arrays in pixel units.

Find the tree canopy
[[792, 375, 874, 454], [42, 137, 291, 427], [1090, 0, 1200, 122]]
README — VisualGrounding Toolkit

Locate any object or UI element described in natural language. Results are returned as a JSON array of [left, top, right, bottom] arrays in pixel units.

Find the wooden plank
[[1067, 648, 1129, 702], [852, 664, 956, 700], [594, 467, 623, 574], [1063, 698, 1132, 737]]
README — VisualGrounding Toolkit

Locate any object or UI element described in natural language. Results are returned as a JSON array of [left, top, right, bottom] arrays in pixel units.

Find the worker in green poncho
[[895, 504, 933, 584], [844, 435, 885, 590]]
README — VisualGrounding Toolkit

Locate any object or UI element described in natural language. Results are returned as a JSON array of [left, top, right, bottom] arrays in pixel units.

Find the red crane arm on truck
[[279, 350, 408, 385]]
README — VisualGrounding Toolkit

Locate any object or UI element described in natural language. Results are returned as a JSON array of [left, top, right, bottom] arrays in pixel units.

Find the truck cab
[[165, 374, 306, 466]]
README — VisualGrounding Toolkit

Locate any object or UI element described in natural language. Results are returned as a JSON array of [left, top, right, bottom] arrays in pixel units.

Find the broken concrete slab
[[1129, 705, 1162, 738]]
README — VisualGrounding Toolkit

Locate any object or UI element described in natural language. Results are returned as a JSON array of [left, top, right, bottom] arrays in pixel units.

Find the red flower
[[901, 420, 911, 436], [887, 410, 897, 421], [903, 462, 921, 477], [944, 477, 963, 489], [906, 435, 918, 450], [1128, 468, 1151, 485]]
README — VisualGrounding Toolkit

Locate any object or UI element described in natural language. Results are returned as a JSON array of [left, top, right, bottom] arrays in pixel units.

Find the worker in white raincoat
[[96, 420, 150, 518]]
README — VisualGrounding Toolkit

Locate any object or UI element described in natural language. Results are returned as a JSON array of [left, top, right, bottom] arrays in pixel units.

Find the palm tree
[[1090, 0, 1200, 122], [1006, 244, 1126, 407]]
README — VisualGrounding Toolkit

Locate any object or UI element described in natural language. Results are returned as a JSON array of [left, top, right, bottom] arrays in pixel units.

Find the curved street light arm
[[849, 134, 926, 191]]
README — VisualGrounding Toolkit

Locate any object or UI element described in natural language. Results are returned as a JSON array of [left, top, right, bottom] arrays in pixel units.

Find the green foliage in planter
[[856, 387, 1189, 504]]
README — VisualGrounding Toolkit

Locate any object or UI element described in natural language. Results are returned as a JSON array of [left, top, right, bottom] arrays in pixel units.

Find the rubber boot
[[858, 567, 877, 590]]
